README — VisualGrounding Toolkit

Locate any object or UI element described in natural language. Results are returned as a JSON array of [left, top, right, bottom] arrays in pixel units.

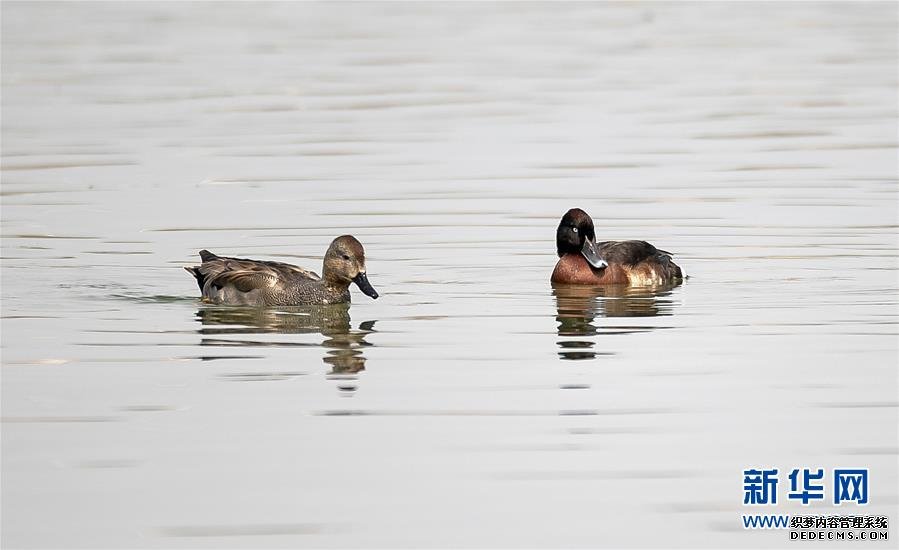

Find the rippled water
[[2, 3, 897, 548]]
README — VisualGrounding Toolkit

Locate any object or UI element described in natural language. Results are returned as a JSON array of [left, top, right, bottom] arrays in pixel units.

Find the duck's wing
[[186, 250, 319, 295], [597, 240, 673, 266]]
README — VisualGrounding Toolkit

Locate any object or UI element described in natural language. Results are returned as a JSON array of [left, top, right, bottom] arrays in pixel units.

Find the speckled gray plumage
[[186, 250, 352, 306]]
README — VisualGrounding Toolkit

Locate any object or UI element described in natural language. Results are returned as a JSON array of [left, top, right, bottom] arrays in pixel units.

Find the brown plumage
[[184, 235, 378, 306], [551, 208, 683, 286]]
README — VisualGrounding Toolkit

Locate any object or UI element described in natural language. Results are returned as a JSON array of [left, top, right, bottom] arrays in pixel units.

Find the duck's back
[[598, 240, 682, 284], [186, 250, 343, 306]]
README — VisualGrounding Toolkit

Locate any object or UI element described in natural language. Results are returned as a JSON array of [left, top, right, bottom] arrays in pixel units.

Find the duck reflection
[[194, 305, 375, 388], [553, 283, 679, 360]]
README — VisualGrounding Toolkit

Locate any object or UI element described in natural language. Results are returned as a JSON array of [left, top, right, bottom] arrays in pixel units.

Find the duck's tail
[[656, 251, 684, 280], [183, 265, 203, 291], [184, 250, 219, 291], [199, 249, 218, 262]]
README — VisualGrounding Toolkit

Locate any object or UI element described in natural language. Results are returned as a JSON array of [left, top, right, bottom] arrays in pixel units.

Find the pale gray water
[[2, 2, 898, 548]]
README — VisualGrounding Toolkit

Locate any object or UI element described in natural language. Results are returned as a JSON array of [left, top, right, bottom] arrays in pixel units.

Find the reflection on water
[[553, 283, 681, 360], [194, 305, 375, 389], [324, 319, 376, 378], [196, 304, 353, 336]]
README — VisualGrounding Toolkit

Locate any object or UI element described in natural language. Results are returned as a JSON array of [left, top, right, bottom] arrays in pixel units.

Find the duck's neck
[[321, 268, 350, 291]]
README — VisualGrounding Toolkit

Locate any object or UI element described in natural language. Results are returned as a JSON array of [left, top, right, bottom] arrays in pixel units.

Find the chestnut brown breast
[[551, 254, 630, 284]]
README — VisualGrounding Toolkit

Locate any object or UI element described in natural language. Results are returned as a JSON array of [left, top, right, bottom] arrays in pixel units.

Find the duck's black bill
[[353, 272, 379, 299], [581, 238, 608, 269]]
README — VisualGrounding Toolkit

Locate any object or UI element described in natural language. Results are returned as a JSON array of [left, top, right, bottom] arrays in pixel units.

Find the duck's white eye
[[572, 227, 578, 233]]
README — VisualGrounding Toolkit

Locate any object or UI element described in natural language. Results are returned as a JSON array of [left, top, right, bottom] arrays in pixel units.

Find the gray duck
[[185, 235, 378, 306]]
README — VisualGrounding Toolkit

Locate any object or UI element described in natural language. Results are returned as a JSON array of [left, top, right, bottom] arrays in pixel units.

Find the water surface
[[2, 3, 897, 548]]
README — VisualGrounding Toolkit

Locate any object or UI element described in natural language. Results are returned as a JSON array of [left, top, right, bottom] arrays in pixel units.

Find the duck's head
[[323, 235, 379, 299], [556, 208, 607, 269]]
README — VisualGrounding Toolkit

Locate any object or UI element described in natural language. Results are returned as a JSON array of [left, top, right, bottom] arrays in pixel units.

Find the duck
[[185, 235, 379, 306], [551, 208, 684, 286]]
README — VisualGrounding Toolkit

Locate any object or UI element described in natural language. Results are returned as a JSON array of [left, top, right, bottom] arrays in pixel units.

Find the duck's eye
[[342, 254, 350, 260], [572, 227, 578, 233]]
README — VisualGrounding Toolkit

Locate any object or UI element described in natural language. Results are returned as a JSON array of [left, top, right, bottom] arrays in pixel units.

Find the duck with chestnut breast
[[185, 235, 379, 306], [551, 208, 683, 286]]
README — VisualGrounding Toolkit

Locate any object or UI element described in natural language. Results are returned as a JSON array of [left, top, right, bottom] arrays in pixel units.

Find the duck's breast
[[551, 254, 629, 284], [261, 276, 351, 306]]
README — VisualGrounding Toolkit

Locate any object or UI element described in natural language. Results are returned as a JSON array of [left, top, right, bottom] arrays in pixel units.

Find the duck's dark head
[[556, 208, 607, 269]]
